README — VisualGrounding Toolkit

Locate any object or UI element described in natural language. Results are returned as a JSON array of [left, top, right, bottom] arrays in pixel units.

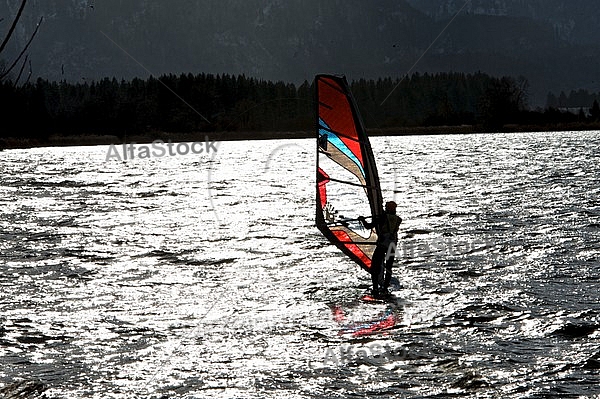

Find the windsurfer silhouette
[[359, 201, 402, 297]]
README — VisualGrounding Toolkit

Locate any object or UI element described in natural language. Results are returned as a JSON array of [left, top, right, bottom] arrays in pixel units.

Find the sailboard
[[315, 74, 384, 273]]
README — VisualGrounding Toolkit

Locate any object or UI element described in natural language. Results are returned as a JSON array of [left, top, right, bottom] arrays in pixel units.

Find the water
[[1, 131, 599, 398]]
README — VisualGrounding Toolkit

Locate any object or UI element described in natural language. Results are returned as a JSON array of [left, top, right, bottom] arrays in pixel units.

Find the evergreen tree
[[590, 99, 600, 121]]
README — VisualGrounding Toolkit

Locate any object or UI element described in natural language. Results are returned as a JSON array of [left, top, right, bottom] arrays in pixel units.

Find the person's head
[[385, 201, 397, 214]]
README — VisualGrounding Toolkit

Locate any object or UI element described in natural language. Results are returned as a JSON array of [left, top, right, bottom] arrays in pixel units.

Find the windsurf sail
[[315, 74, 384, 272]]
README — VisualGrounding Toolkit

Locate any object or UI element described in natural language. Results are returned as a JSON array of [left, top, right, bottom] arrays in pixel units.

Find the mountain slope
[[1, 0, 599, 105]]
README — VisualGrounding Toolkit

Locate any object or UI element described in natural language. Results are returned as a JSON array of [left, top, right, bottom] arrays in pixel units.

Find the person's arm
[[395, 216, 402, 231]]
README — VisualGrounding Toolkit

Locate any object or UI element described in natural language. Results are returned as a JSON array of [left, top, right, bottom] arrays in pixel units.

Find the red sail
[[315, 75, 383, 272]]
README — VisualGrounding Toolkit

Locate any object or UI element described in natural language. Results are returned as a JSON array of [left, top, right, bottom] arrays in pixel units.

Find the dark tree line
[[0, 74, 312, 138], [1, 71, 538, 140], [351, 73, 528, 131], [546, 89, 600, 109], [542, 88, 600, 126]]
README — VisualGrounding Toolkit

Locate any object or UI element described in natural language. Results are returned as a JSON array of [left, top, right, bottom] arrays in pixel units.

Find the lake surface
[[1, 131, 599, 398]]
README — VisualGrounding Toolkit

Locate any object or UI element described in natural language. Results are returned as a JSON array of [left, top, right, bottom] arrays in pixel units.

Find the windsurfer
[[359, 201, 402, 296]]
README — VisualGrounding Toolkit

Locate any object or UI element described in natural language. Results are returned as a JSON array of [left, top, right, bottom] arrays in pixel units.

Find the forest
[[2, 71, 600, 144]]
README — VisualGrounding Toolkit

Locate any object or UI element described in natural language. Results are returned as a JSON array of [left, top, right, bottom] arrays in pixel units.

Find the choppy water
[[1, 131, 599, 398]]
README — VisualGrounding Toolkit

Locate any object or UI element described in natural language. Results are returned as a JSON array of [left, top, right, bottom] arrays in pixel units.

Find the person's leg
[[383, 255, 394, 289], [383, 244, 395, 289], [370, 246, 384, 293]]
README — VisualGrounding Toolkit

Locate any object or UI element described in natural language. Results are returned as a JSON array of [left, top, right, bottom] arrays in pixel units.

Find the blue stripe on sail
[[319, 118, 365, 178]]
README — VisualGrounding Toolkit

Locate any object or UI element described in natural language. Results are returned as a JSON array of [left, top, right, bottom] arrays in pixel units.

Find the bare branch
[[0, 0, 28, 55], [0, 15, 43, 81]]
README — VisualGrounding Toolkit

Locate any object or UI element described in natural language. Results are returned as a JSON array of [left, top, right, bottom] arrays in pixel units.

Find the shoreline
[[2, 123, 600, 150]]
